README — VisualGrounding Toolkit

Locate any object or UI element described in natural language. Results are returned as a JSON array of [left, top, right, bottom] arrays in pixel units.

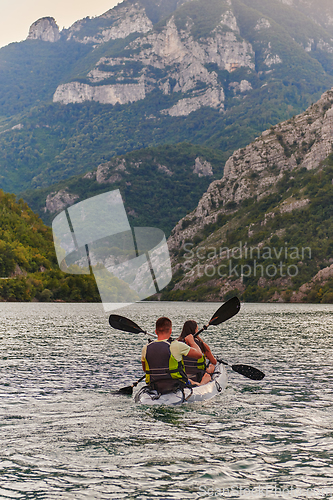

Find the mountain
[[2, 0, 333, 195], [21, 143, 224, 236], [162, 87, 333, 303]]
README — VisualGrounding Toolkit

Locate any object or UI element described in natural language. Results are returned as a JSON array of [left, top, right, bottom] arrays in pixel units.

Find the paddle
[[194, 296, 241, 338], [111, 297, 252, 394], [217, 358, 265, 380], [192, 298, 264, 380], [118, 374, 146, 395], [109, 315, 155, 395], [109, 314, 156, 338]]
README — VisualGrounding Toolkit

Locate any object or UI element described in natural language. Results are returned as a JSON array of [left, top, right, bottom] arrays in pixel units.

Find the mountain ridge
[[2, 0, 333, 195]]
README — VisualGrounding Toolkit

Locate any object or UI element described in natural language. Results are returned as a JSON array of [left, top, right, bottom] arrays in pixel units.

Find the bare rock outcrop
[[53, 79, 146, 105], [44, 190, 79, 214], [53, 12, 254, 115], [27, 17, 60, 42]]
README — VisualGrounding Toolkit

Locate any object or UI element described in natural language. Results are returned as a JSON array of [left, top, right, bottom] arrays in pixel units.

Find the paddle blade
[[109, 314, 144, 334], [231, 364, 265, 381], [118, 385, 134, 395], [209, 297, 241, 326]]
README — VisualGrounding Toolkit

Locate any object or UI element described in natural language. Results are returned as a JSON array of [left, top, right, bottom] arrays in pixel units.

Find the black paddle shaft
[[118, 374, 146, 395]]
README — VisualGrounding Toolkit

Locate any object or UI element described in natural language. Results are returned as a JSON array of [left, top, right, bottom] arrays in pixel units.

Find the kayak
[[134, 363, 227, 405]]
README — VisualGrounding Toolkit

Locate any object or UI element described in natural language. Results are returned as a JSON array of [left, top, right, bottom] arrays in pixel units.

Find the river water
[[0, 302, 332, 500]]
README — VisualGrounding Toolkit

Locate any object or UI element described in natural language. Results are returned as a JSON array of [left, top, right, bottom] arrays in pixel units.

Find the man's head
[[155, 317, 172, 339]]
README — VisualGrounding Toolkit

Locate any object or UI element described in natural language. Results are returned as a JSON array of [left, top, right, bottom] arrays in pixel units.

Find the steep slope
[[0, 191, 101, 302], [1, 0, 333, 194], [163, 88, 333, 303], [277, 0, 333, 35], [21, 143, 224, 236]]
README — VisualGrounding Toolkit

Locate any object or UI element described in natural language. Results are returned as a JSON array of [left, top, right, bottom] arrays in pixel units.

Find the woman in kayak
[[178, 320, 217, 385]]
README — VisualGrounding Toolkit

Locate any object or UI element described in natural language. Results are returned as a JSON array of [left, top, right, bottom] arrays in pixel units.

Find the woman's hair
[[178, 320, 206, 353]]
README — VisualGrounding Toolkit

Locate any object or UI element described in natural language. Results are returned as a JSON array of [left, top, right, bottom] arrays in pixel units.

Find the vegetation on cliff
[[22, 143, 225, 236], [162, 156, 333, 303]]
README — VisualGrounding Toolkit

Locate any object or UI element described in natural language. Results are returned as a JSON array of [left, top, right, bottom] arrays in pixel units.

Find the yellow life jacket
[[182, 339, 206, 376], [144, 339, 188, 392]]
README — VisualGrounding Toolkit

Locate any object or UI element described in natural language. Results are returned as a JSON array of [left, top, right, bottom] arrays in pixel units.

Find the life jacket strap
[[146, 368, 181, 374]]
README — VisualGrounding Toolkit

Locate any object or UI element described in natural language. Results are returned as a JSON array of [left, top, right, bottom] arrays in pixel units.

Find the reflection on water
[[0, 302, 332, 499]]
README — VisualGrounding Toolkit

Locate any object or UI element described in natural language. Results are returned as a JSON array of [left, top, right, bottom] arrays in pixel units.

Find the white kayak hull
[[134, 363, 227, 405]]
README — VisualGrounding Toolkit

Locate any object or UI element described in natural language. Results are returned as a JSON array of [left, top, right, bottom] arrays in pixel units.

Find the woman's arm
[[185, 334, 203, 359], [202, 341, 217, 365]]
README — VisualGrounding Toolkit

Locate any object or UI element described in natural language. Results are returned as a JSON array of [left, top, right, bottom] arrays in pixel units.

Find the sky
[[0, 0, 121, 49]]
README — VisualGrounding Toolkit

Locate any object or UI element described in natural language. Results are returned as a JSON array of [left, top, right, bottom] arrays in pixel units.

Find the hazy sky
[[0, 0, 121, 49]]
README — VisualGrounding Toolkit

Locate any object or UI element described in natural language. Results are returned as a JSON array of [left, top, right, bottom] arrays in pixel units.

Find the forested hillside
[[22, 143, 225, 236], [1, 0, 333, 303], [0, 191, 100, 302]]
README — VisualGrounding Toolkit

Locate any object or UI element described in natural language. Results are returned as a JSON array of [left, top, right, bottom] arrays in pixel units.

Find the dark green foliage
[[21, 142, 225, 236], [1, 0, 333, 197], [0, 40, 91, 117], [173, 0, 228, 39], [0, 190, 101, 302]]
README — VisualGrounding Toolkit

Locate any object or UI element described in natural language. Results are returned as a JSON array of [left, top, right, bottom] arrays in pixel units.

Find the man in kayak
[[141, 317, 203, 394], [178, 320, 217, 385]]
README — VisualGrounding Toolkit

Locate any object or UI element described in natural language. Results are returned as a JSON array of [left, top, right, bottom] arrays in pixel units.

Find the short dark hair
[[156, 317, 172, 333]]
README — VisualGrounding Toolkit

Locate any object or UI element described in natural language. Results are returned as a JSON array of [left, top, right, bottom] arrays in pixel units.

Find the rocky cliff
[[168, 87, 333, 251], [277, 0, 333, 33], [53, 10, 255, 114], [66, 3, 153, 44], [50, 0, 333, 117], [164, 88, 333, 303], [4, 0, 333, 196], [27, 17, 60, 42]]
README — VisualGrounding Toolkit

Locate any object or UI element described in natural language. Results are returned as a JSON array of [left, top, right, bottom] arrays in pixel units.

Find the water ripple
[[0, 302, 332, 499]]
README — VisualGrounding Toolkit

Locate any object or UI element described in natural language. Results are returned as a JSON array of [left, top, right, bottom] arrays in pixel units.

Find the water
[[0, 302, 332, 499]]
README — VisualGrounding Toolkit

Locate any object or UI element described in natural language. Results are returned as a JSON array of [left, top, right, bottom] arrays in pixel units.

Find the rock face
[[53, 80, 146, 105], [44, 190, 79, 213], [193, 158, 213, 177], [27, 17, 60, 42], [67, 4, 153, 44], [277, 0, 333, 32], [53, 10, 255, 114], [168, 87, 333, 251]]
